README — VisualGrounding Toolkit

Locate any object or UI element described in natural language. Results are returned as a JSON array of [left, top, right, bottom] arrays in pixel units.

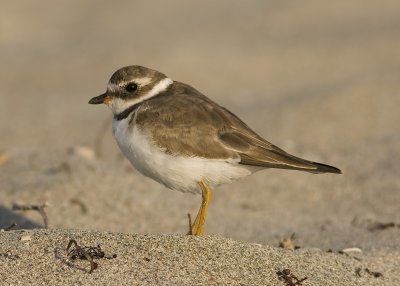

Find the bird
[[89, 65, 341, 235]]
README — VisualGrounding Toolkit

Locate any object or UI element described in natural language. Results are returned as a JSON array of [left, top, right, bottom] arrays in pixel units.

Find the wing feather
[[135, 82, 340, 174]]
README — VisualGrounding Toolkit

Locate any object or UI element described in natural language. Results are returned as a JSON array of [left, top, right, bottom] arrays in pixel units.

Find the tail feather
[[312, 162, 342, 174], [239, 152, 342, 174]]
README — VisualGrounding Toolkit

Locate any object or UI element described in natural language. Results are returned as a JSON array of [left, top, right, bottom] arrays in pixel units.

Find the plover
[[89, 65, 341, 235]]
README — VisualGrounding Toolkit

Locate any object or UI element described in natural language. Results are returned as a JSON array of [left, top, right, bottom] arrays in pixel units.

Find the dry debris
[[355, 267, 383, 278], [187, 213, 193, 235], [55, 239, 117, 274], [3, 223, 18, 231], [0, 250, 20, 260], [277, 268, 307, 286], [368, 221, 400, 232], [12, 202, 49, 228], [279, 233, 300, 250]]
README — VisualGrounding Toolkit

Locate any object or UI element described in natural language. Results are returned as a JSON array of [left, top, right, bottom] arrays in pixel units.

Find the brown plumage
[[135, 81, 341, 174]]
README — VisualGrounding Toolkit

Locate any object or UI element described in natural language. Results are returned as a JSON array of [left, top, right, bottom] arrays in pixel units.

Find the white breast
[[112, 116, 253, 193]]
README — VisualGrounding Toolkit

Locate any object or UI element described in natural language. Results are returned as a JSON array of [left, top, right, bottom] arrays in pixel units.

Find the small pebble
[[20, 235, 32, 242]]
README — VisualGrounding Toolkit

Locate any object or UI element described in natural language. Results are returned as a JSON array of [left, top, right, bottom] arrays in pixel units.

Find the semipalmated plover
[[89, 66, 341, 235]]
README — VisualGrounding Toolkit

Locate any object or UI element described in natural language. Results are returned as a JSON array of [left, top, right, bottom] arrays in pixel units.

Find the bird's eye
[[126, 82, 138, 93]]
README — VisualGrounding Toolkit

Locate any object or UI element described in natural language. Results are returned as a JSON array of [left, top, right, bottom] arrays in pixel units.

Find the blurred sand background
[[1, 1, 400, 285]]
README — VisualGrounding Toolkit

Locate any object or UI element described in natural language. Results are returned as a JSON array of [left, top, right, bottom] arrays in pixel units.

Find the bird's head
[[89, 65, 172, 115]]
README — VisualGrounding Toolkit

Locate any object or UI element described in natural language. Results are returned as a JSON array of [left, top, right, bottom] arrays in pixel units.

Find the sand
[[0, 229, 390, 285], [1, 1, 400, 285]]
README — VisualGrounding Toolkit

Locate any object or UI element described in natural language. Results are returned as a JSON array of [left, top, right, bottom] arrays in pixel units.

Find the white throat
[[109, 77, 173, 115]]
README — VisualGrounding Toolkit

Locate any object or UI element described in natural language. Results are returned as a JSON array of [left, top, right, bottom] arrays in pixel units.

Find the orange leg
[[188, 180, 212, 235]]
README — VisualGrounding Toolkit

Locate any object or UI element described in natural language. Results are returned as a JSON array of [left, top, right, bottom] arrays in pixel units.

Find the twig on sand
[[355, 267, 383, 278], [12, 202, 49, 228], [69, 198, 88, 214], [55, 239, 117, 274], [3, 223, 18, 231], [279, 233, 300, 250], [187, 213, 193, 235], [277, 269, 307, 286], [365, 268, 383, 278], [368, 221, 399, 232], [67, 239, 98, 274]]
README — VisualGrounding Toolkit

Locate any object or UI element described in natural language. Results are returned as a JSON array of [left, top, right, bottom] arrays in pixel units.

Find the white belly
[[112, 117, 253, 193]]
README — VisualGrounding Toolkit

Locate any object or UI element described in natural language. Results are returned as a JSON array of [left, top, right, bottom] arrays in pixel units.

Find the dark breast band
[[114, 103, 142, 121]]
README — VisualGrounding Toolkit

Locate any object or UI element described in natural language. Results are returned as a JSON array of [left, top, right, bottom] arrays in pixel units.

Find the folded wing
[[137, 82, 341, 174]]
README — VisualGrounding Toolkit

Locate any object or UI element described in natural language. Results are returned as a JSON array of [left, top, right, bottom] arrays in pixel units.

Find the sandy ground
[[1, 1, 400, 285]]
